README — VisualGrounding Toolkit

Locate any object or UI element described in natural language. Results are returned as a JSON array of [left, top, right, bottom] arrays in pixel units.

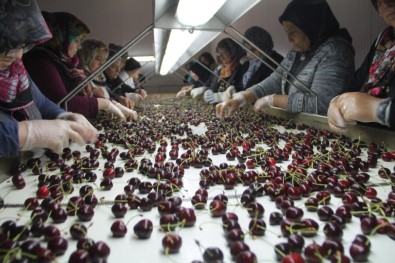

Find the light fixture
[[176, 0, 227, 27], [154, 0, 261, 75], [133, 56, 156, 62], [159, 29, 200, 75]]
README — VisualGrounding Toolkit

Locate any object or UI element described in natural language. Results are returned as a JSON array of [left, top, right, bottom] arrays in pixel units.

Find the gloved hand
[[125, 92, 143, 102], [176, 90, 188, 98], [138, 89, 148, 99], [105, 102, 126, 122], [253, 94, 274, 112], [215, 92, 246, 119], [115, 102, 138, 121], [20, 119, 88, 153], [118, 96, 135, 109], [57, 112, 98, 143], [190, 87, 206, 99]]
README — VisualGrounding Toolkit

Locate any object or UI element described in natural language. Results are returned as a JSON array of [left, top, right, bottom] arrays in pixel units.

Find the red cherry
[[36, 186, 50, 199], [162, 234, 182, 254]]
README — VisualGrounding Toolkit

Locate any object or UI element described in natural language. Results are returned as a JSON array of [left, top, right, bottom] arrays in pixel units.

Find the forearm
[[0, 121, 20, 157]]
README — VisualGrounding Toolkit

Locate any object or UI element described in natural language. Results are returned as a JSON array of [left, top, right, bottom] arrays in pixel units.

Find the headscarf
[[189, 62, 210, 85], [40, 11, 90, 69], [279, 0, 349, 48], [362, 27, 395, 97], [0, 0, 52, 119], [244, 26, 274, 54], [216, 38, 245, 80]]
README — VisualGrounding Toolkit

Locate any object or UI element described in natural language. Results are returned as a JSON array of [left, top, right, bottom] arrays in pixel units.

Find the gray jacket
[[249, 36, 355, 115]]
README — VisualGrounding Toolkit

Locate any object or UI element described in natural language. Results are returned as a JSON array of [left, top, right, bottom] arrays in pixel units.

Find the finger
[[215, 103, 223, 118], [226, 104, 237, 117], [66, 128, 86, 145]]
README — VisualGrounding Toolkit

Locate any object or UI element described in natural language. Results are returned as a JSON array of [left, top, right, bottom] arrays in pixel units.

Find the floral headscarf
[[0, 0, 52, 110], [363, 27, 395, 98], [40, 11, 90, 69]]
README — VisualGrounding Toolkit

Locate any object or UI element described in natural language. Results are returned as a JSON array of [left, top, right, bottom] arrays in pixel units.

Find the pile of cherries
[[1, 96, 395, 263]]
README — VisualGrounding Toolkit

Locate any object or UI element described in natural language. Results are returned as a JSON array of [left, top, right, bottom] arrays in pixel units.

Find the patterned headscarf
[[0, 0, 52, 107], [40, 11, 90, 69], [363, 27, 395, 97]]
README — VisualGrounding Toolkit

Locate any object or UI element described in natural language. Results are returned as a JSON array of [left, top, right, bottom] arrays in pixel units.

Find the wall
[[36, 0, 386, 93]]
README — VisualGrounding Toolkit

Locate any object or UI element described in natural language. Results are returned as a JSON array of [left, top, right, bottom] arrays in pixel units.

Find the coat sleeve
[[23, 55, 99, 118], [288, 41, 355, 115], [0, 118, 19, 157], [30, 78, 64, 119]]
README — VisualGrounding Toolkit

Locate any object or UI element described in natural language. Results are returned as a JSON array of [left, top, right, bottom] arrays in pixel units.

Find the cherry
[[203, 247, 224, 263], [70, 223, 87, 240], [159, 214, 179, 232], [177, 207, 196, 227], [47, 236, 68, 256], [287, 234, 305, 253], [12, 174, 26, 189], [230, 241, 250, 260], [209, 200, 227, 217], [111, 203, 127, 218], [281, 253, 305, 263], [274, 242, 291, 261], [321, 239, 344, 259], [317, 206, 334, 221], [89, 241, 111, 261], [285, 206, 304, 221], [246, 202, 265, 218], [269, 211, 283, 225], [133, 219, 153, 239], [226, 228, 245, 244], [24, 197, 40, 210], [323, 222, 343, 241], [248, 218, 266, 236], [235, 251, 257, 263], [349, 242, 370, 262], [77, 204, 94, 222], [111, 220, 127, 237], [162, 234, 182, 254]]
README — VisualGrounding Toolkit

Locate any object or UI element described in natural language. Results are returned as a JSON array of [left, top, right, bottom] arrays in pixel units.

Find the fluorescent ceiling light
[[159, 29, 201, 75], [176, 0, 227, 26], [133, 56, 156, 62]]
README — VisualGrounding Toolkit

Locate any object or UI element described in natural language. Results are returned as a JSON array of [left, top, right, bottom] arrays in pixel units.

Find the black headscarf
[[0, 0, 52, 53], [189, 62, 210, 85], [279, 0, 351, 48]]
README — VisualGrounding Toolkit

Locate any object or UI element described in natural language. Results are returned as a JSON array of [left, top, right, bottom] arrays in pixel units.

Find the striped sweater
[[249, 36, 355, 115]]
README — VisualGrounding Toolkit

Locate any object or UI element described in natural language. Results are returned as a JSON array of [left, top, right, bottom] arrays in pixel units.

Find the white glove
[[176, 90, 188, 98], [137, 89, 148, 99], [57, 112, 98, 143], [125, 92, 143, 102], [190, 87, 206, 98], [21, 119, 88, 153], [104, 102, 126, 122], [115, 102, 138, 121], [253, 94, 274, 112]]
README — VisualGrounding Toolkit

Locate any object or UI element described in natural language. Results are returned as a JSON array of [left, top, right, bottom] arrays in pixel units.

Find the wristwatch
[[376, 98, 392, 126]]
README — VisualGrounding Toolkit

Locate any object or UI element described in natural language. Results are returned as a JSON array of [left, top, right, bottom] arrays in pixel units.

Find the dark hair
[[279, 0, 341, 47], [244, 26, 274, 53], [216, 38, 246, 62], [198, 52, 216, 67], [371, 0, 378, 10]]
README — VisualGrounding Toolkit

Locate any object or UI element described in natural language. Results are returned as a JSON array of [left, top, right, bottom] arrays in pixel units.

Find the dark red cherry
[[133, 219, 153, 239]]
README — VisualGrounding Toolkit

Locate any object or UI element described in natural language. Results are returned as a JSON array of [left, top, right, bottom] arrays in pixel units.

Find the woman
[[176, 62, 211, 98], [241, 26, 284, 91], [23, 11, 126, 121], [118, 57, 147, 102], [216, 0, 355, 118], [0, 0, 96, 157], [327, 0, 395, 131], [77, 39, 137, 120], [203, 38, 246, 104]]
